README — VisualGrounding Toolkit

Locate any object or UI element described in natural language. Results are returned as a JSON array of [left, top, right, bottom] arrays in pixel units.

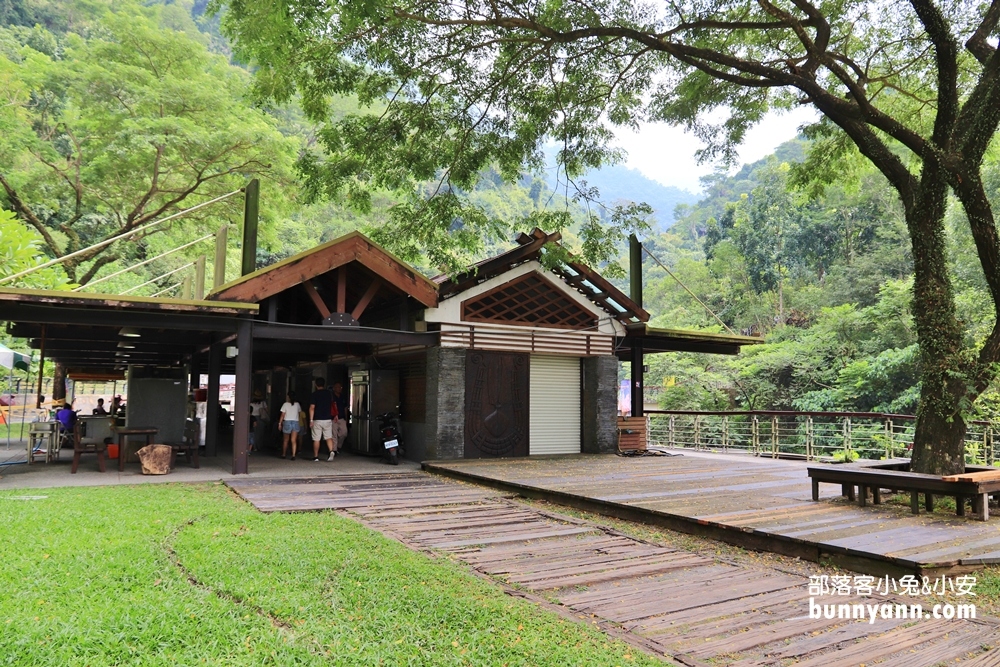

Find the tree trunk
[[52, 362, 67, 404], [907, 168, 969, 475]]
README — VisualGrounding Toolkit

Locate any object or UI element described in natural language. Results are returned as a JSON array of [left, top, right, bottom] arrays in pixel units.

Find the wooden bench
[[808, 462, 1000, 521]]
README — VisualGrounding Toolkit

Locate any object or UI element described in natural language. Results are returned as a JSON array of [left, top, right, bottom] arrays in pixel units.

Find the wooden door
[[464, 351, 529, 458]]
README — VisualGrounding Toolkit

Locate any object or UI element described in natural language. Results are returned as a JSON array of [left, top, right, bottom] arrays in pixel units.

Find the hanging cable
[[119, 262, 195, 296], [0, 189, 242, 286], [150, 282, 183, 298], [75, 233, 214, 291], [640, 242, 738, 336]]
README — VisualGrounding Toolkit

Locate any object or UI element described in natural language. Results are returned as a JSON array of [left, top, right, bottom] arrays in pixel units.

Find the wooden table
[[116, 427, 159, 472]]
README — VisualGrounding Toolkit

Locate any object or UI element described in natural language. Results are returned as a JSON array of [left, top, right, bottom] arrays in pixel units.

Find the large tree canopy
[[0, 6, 296, 284], [219, 0, 1000, 474]]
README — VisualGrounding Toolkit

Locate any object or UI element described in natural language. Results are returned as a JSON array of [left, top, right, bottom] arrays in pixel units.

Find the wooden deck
[[425, 451, 1000, 575], [228, 471, 1000, 665]]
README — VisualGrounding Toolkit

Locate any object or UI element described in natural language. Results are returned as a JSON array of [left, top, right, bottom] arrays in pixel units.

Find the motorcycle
[[375, 411, 403, 465]]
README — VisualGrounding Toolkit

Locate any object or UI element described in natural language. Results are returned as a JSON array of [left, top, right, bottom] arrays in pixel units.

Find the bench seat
[[808, 464, 1000, 521]]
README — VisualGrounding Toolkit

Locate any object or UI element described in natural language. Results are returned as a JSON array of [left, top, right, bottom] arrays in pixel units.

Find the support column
[[213, 224, 228, 289], [425, 347, 465, 459], [630, 342, 643, 418], [628, 233, 644, 418], [582, 355, 618, 453], [36, 325, 46, 409], [189, 354, 200, 392], [205, 341, 222, 457], [232, 319, 252, 474], [241, 179, 259, 277]]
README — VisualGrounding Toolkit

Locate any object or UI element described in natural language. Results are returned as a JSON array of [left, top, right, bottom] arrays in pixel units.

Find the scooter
[[375, 411, 403, 465]]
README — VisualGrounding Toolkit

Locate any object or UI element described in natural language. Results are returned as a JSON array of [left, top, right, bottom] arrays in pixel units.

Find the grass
[[0, 483, 661, 666]]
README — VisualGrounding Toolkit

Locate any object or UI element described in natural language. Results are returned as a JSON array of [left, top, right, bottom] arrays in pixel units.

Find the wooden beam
[[209, 234, 439, 308], [567, 260, 650, 322], [336, 266, 347, 313], [253, 322, 438, 346], [351, 277, 382, 320], [438, 231, 561, 298], [302, 280, 331, 319]]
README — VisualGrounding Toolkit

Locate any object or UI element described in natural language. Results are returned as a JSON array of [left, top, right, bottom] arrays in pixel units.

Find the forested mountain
[[540, 149, 699, 232], [4, 0, 1000, 423]]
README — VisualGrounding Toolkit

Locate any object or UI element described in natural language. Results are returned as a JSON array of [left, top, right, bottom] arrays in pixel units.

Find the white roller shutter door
[[529, 355, 581, 455]]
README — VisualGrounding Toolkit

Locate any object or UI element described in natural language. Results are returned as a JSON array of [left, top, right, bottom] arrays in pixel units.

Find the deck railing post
[[986, 422, 993, 466], [694, 415, 701, 450], [752, 416, 759, 456], [771, 415, 778, 459], [806, 416, 813, 460], [722, 416, 729, 452], [843, 417, 852, 457], [886, 418, 894, 459], [668, 415, 675, 448]]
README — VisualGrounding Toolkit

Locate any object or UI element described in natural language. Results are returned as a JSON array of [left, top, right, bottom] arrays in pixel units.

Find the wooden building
[[0, 229, 758, 473]]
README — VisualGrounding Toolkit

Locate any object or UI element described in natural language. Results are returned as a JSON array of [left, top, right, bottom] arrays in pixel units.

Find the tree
[[0, 8, 295, 284], [218, 0, 1000, 474]]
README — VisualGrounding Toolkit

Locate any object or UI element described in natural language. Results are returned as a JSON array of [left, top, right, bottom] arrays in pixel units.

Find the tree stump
[[137, 444, 173, 475]]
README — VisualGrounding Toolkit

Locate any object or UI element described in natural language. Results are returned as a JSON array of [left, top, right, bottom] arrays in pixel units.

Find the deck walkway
[[424, 451, 1000, 575], [228, 472, 1000, 666]]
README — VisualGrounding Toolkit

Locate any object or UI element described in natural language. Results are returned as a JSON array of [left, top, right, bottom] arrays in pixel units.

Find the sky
[[613, 106, 820, 194]]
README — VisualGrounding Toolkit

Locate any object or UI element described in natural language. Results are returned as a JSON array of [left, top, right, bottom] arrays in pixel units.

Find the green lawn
[[0, 483, 660, 666]]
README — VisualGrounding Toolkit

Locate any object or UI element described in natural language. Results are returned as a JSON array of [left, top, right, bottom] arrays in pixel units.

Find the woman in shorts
[[278, 391, 302, 459]]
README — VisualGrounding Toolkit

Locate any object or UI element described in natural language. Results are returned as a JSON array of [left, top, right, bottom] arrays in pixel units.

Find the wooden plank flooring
[[228, 472, 999, 665], [426, 452, 1000, 572]]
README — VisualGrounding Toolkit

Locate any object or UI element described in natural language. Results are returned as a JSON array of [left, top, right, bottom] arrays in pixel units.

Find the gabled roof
[[207, 231, 439, 308], [436, 228, 650, 324]]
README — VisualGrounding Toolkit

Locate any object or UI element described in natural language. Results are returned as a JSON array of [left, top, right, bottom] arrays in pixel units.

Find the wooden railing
[[645, 410, 997, 465]]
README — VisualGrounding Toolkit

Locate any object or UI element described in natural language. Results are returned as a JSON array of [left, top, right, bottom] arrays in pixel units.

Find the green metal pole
[[241, 179, 260, 277]]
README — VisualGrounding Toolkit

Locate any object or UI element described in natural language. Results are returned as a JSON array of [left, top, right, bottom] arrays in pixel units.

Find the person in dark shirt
[[55, 403, 76, 440], [309, 377, 336, 462]]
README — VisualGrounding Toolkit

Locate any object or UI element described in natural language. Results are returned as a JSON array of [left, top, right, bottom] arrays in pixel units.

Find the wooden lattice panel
[[462, 272, 598, 330]]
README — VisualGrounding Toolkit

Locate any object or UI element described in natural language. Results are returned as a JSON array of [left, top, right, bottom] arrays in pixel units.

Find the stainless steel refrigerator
[[349, 369, 399, 454]]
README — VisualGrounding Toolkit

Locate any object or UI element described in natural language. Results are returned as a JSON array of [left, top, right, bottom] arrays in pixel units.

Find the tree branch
[[966, 0, 1000, 65], [0, 172, 61, 255], [909, 0, 959, 146]]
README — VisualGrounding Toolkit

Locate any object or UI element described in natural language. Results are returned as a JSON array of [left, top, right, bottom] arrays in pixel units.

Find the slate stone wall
[[425, 347, 466, 459], [582, 355, 619, 454]]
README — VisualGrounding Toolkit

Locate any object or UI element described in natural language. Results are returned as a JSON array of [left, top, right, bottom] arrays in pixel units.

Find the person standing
[[278, 391, 301, 459], [92, 398, 108, 415], [250, 390, 268, 452], [331, 382, 349, 454], [309, 377, 336, 462]]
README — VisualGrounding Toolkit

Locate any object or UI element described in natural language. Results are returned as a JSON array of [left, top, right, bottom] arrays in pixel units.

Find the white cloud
[[612, 106, 819, 193]]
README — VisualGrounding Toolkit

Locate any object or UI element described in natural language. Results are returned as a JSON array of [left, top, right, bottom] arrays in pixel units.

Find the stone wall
[[582, 355, 619, 454], [424, 347, 466, 459]]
